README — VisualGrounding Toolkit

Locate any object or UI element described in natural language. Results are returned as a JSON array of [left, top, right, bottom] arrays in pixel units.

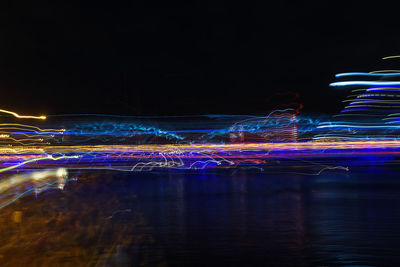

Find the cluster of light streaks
[[5, 55, 400, 208], [3, 137, 400, 209], [1, 140, 399, 173], [314, 55, 400, 141], [0, 123, 65, 146], [229, 109, 299, 143], [0, 108, 74, 207], [1, 105, 399, 176]]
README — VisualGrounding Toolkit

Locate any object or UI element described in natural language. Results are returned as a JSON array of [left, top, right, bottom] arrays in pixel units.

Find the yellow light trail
[[0, 108, 46, 120]]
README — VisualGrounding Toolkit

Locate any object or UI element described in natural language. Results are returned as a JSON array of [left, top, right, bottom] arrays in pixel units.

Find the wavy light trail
[[0, 109, 46, 120]]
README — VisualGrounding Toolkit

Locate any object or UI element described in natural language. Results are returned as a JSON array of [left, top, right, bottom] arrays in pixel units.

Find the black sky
[[1, 2, 400, 115]]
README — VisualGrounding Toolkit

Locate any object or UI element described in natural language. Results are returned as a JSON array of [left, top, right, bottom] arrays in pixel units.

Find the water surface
[[1, 167, 400, 266]]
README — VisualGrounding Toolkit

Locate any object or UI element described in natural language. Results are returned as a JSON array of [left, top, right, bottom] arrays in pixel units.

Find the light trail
[[336, 72, 400, 77], [382, 55, 400, 60], [0, 155, 79, 173], [0, 109, 46, 120], [330, 81, 400, 87]]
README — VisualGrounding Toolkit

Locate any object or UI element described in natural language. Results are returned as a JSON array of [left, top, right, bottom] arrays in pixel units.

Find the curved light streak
[[382, 55, 400, 60], [0, 108, 46, 120]]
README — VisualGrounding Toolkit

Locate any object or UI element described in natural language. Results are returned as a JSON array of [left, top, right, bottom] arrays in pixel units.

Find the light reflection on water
[[1, 167, 400, 266]]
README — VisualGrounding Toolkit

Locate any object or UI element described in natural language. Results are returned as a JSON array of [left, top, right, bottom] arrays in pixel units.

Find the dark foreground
[[1, 166, 400, 266]]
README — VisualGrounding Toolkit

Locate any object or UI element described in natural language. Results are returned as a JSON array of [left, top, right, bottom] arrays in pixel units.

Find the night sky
[[1, 2, 400, 116]]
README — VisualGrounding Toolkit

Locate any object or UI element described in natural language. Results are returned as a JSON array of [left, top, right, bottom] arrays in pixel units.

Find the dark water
[[2, 166, 400, 266]]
